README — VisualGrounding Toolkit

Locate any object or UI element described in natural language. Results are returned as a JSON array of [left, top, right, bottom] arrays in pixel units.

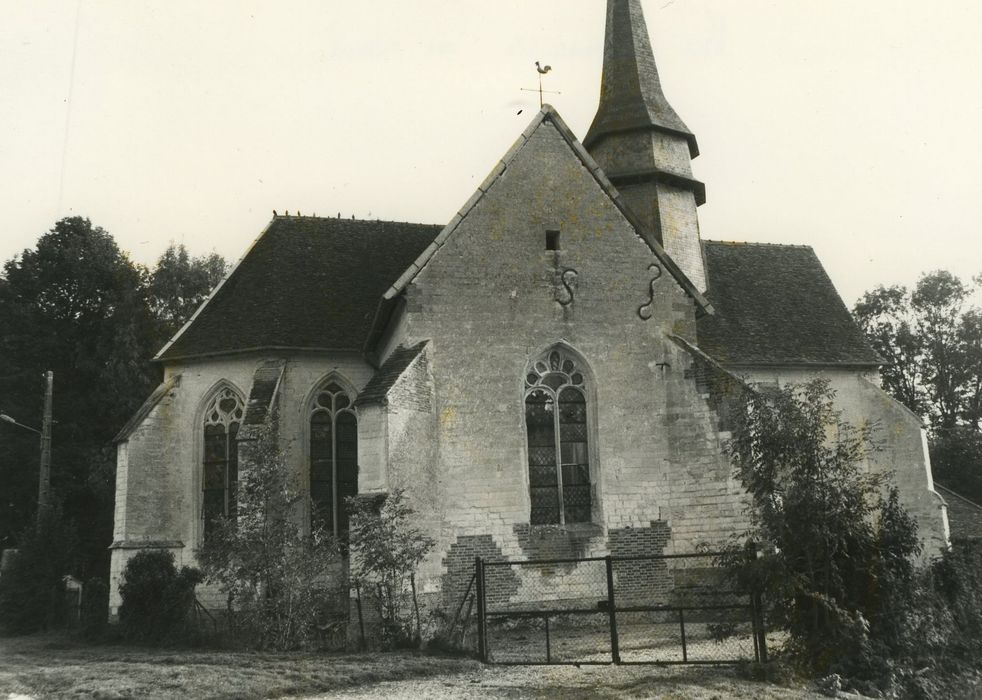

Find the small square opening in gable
[[546, 230, 561, 251]]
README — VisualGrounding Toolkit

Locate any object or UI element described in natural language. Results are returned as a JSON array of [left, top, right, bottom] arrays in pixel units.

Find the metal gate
[[472, 552, 766, 665]]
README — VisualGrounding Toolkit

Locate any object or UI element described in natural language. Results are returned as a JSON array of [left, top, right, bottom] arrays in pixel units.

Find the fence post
[[475, 557, 487, 662], [605, 556, 621, 664], [747, 542, 768, 664]]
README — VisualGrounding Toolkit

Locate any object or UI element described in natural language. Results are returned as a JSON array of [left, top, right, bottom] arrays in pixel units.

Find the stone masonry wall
[[379, 117, 744, 610], [738, 366, 950, 559], [110, 352, 375, 614]]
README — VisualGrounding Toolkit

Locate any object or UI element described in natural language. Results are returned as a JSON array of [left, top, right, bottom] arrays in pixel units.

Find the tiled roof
[[697, 241, 881, 367], [353, 342, 427, 407], [937, 483, 982, 541], [157, 217, 441, 361]]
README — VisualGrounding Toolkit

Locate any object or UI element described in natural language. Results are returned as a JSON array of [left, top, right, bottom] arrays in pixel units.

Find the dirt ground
[[296, 663, 829, 700], [0, 633, 828, 700]]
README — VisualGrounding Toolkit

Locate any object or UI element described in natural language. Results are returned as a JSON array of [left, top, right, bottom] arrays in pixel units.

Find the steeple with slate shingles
[[585, 0, 707, 291]]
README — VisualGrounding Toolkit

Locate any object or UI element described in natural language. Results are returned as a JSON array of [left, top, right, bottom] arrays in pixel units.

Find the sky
[[1, 0, 981, 306]]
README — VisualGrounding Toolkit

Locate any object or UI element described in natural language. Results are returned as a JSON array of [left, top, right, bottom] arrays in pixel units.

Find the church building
[[109, 0, 949, 617]]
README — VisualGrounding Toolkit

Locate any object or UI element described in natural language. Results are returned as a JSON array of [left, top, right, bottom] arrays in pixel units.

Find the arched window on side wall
[[524, 348, 592, 525], [202, 386, 245, 540], [310, 381, 358, 536]]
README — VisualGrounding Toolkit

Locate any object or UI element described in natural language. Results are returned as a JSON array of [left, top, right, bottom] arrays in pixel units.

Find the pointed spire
[[584, 0, 698, 157]]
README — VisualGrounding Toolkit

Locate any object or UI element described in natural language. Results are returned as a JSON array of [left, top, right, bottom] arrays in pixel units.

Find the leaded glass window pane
[[309, 381, 358, 537], [201, 386, 244, 541], [524, 350, 592, 525]]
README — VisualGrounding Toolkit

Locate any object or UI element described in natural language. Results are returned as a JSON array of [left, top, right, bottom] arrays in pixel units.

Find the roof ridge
[[271, 213, 442, 228], [703, 240, 813, 250]]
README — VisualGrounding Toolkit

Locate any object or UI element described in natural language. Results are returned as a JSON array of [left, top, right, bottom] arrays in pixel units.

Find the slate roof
[[936, 484, 982, 541], [697, 241, 881, 367], [157, 217, 441, 361], [583, 0, 698, 157], [353, 342, 428, 407]]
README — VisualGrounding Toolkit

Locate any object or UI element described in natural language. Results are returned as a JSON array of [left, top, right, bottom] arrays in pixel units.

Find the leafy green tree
[[198, 419, 343, 650], [722, 379, 921, 674], [853, 285, 923, 415], [148, 243, 227, 343], [0, 218, 155, 576], [0, 506, 78, 634], [854, 270, 981, 435], [347, 489, 435, 648], [0, 220, 229, 583], [910, 271, 969, 434]]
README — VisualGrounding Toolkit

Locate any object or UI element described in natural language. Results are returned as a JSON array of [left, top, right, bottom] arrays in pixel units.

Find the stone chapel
[[108, 0, 950, 616]]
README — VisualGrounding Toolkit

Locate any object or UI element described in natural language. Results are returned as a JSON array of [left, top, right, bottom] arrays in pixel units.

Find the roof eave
[[155, 216, 280, 362]]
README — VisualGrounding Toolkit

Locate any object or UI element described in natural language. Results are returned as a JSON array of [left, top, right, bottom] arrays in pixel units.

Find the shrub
[[197, 419, 345, 650], [0, 507, 76, 635], [118, 550, 202, 643], [720, 378, 922, 677], [79, 577, 109, 639], [347, 489, 435, 649]]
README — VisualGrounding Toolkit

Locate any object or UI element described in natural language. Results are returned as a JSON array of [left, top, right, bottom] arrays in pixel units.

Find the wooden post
[[605, 556, 620, 664], [747, 541, 768, 663], [37, 371, 53, 520], [475, 557, 487, 661]]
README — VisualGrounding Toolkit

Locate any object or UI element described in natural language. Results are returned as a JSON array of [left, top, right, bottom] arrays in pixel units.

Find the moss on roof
[[697, 241, 881, 367]]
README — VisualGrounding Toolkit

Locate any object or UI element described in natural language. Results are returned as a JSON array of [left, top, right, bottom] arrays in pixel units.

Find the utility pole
[[37, 371, 53, 520]]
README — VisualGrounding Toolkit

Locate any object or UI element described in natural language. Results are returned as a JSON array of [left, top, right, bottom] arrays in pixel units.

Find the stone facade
[[109, 0, 949, 628]]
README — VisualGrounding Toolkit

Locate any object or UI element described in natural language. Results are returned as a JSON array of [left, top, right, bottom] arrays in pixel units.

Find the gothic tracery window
[[202, 386, 244, 540], [310, 381, 358, 536], [525, 348, 592, 525]]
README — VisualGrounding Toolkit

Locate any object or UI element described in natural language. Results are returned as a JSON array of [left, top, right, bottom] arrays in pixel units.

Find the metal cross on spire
[[521, 61, 561, 108]]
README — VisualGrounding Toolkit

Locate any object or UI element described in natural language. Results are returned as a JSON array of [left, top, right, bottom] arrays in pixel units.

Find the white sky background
[[1, 0, 981, 306]]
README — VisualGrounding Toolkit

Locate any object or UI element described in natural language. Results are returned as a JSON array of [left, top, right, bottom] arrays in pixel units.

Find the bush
[[118, 550, 202, 643], [721, 379, 922, 677], [79, 577, 109, 639], [347, 489, 435, 649], [0, 507, 77, 635], [198, 419, 345, 650]]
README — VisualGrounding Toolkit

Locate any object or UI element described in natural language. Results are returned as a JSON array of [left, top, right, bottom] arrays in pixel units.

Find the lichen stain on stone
[[439, 405, 457, 430]]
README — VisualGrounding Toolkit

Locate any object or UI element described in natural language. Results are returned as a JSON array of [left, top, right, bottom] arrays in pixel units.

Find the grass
[[0, 633, 481, 700], [0, 633, 831, 700]]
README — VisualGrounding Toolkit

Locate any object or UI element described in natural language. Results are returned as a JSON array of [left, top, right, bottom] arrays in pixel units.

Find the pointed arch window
[[202, 386, 244, 540], [525, 348, 592, 525], [310, 381, 358, 536]]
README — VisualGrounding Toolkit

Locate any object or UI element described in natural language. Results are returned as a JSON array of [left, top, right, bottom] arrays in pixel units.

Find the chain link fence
[[472, 552, 764, 665]]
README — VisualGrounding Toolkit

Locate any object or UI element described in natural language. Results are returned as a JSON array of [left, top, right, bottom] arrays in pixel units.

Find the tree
[[853, 285, 924, 415], [347, 489, 435, 648], [197, 419, 344, 650], [910, 271, 969, 434], [148, 243, 227, 343], [0, 220, 229, 583], [0, 506, 78, 634], [722, 378, 921, 674], [0, 218, 156, 577], [855, 270, 982, 435]]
